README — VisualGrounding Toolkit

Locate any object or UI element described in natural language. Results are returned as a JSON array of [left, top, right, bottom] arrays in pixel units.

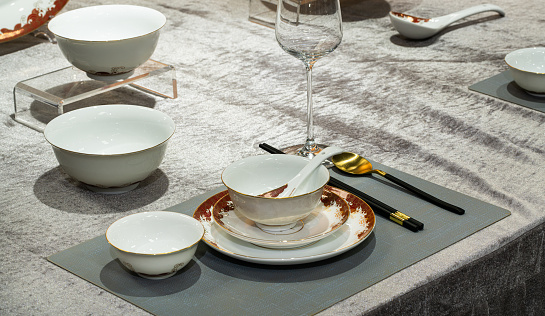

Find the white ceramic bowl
[[505, 47, 545, 95], [221, 155, 330, 231], [106, 211, 204, 280], [48, 5, 166, 81], [44, 104, 175, 194]]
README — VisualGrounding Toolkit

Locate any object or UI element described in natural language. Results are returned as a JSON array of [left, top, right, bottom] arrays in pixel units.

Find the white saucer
[[193, 186, 375, 265], [212, 190, 350, 249]]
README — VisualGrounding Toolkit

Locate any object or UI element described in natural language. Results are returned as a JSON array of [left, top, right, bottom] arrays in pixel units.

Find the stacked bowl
[[191, 154, 376, 265], [217, 154, 351, 249]]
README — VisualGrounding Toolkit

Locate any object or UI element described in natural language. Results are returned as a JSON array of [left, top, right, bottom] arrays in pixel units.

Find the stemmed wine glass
[[275, 0, 342, 158]]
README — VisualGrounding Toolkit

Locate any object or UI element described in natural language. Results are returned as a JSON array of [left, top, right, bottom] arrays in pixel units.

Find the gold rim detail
[[106, 211, 205, 256]]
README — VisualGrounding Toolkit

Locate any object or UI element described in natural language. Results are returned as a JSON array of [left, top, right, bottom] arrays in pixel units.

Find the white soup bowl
[[505, 47, 545, 96], [44, 104, 175, 194], [221, 154, 330, 232], [106, 211, 204, 280], [48, 5, 166, 81]]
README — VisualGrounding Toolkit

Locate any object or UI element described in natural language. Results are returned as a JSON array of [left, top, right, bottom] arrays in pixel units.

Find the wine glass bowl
[[275, 0, 342, 157]]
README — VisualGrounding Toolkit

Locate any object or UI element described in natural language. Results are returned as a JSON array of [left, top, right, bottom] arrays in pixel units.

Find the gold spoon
[[332, 152, 465, 215]]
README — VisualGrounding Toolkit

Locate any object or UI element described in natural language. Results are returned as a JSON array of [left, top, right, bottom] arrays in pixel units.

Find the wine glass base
[[280, 144, 334, 168]]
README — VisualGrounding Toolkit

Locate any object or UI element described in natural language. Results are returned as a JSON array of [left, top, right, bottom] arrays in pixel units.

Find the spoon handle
[[281, 146, 345, 197], [382, 173, 465, 215], [442, 4, 505, 25]]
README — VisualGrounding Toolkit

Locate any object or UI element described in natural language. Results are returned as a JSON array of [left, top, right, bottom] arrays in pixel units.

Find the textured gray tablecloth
[[1, 0, 544, 315]]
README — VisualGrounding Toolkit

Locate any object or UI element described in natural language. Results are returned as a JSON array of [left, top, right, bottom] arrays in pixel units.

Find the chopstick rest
[[258, 143, 424, 232]]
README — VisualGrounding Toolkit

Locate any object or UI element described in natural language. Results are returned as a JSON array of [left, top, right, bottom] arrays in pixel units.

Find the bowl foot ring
[[255, 220, 305, 235], [84, 182, 140, 194]]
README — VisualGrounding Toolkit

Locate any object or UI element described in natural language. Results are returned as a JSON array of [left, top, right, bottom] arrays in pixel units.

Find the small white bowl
[[44, 104, 175, 194], [221, 155, 330, 232], [505, 47, 545, 96], [106, 211, 204, 280], [48, 5, 166, 81]]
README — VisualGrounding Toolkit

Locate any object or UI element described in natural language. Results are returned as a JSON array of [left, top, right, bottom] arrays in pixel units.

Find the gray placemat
[[469, 70, 545, 112], [48, 161, 510, 316]]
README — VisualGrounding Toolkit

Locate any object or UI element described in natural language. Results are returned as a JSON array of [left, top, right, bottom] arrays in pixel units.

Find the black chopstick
[[381, 172, 465, 215], [326, 177, 423, 232], [258, 143, 423, 232]]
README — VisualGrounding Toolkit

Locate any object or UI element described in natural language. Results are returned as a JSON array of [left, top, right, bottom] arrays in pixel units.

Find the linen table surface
[[1, 0, 544, 315]]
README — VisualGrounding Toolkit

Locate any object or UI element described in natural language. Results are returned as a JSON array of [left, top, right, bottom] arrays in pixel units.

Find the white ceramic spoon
[[389, 4, 505, 40], [260, 146, 344, 198]]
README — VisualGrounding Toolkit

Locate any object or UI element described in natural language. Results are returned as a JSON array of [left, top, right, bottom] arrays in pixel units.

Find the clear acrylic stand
[[249, 0, 278, 28], [13, 59, 177, 132]]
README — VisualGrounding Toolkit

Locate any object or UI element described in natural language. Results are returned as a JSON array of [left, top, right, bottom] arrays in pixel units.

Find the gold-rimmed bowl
[[106, 211, 204, 280], [221, 154, 330, 232], [505, 47, 545, 96], [44, 104, 175, 194], [48, 5, 166, 81]]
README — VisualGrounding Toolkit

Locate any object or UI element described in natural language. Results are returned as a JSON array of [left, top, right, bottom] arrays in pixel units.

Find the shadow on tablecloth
[[33, 167, 169, 214]]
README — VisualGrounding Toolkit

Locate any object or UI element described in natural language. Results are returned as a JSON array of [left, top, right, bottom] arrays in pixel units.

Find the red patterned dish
[[0, 0, 69, 43], [212, 189, 350, 249], [193, 186, 375, 265]]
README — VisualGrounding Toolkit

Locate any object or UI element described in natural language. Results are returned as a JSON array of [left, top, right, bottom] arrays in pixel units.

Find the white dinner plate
[[0, 0, 69, 43], [212, 189, 350, 249], [193, 186, 375, 265]]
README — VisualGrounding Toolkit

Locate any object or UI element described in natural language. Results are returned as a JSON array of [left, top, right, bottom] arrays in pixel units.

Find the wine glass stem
[[303, 64, 317, 153]]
